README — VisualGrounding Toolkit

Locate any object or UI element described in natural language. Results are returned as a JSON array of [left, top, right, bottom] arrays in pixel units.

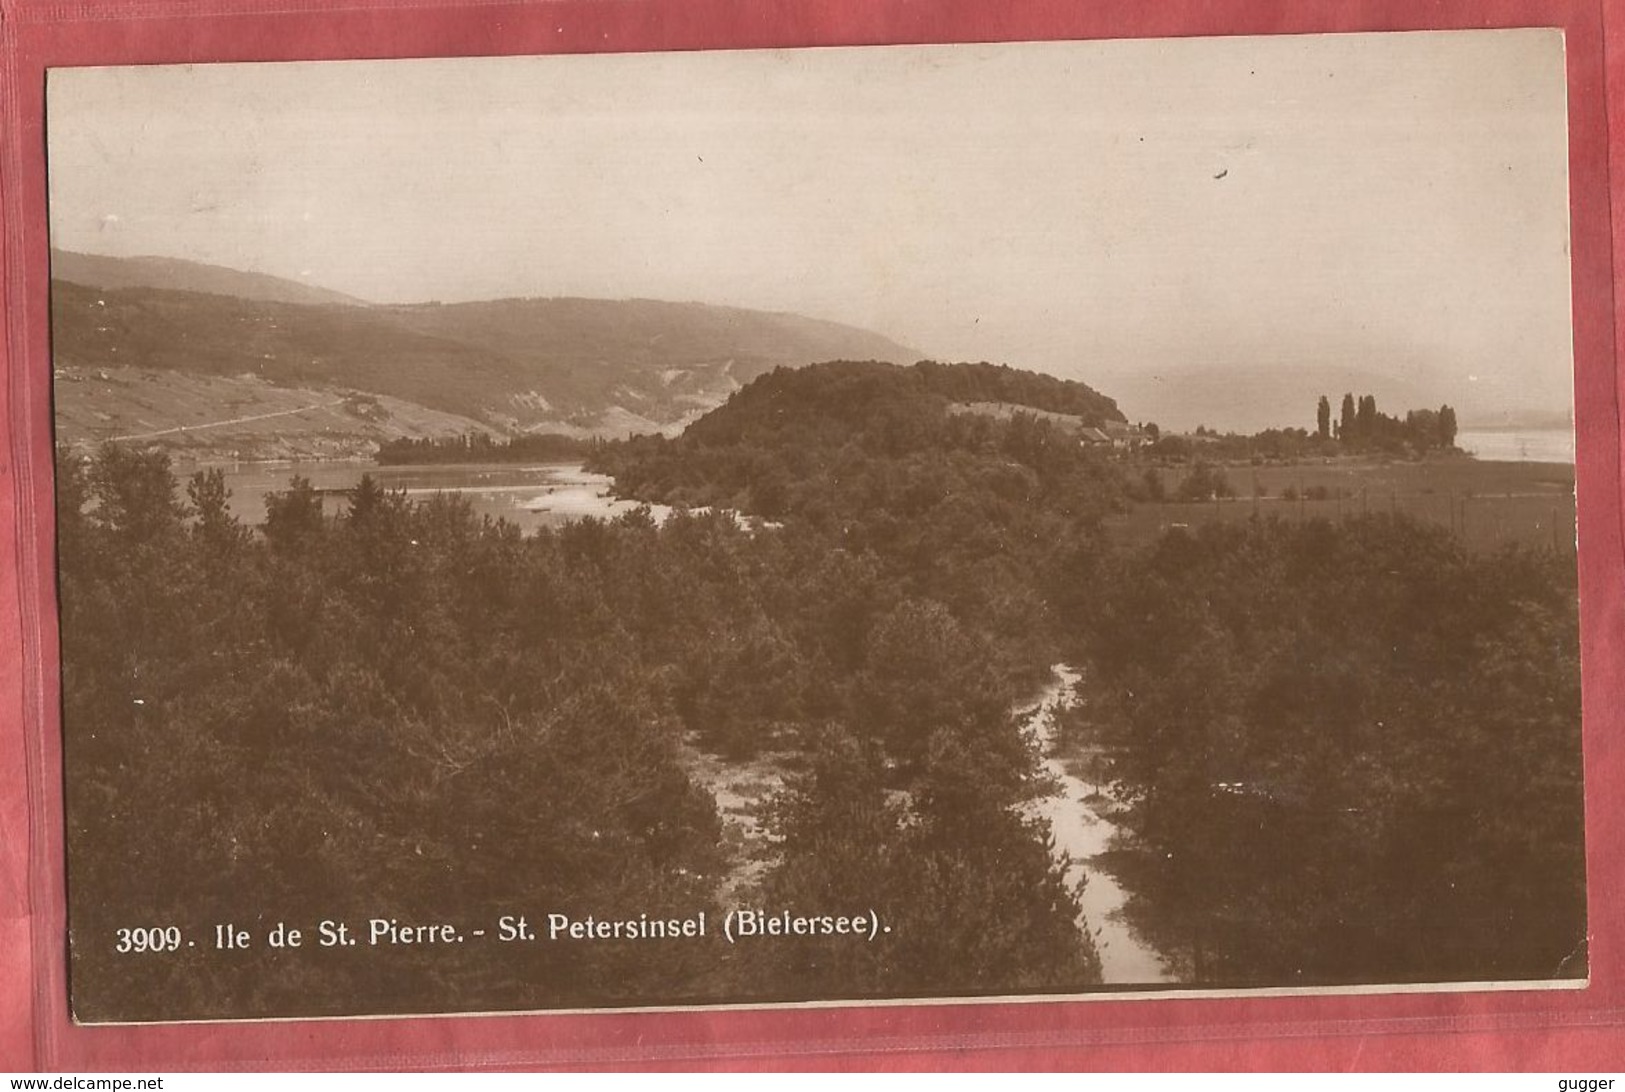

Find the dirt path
[[108, 397, 347, 441]]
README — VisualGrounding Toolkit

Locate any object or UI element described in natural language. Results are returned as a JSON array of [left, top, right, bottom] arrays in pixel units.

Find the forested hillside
[[592, 360, 1123, 515]]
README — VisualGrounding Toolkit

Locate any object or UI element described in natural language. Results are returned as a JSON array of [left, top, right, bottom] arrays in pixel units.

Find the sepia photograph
[[46, 31, 1585, 1024]]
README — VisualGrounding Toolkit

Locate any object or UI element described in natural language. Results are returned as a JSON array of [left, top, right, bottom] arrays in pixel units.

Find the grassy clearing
[[1115, 457, 1575, 552]]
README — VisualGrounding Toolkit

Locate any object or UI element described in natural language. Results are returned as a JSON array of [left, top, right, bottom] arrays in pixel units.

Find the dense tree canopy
[[58, 358, 1581, 1021], [60, 430, 1102, 1020], [1063, 516, 1583, 984]]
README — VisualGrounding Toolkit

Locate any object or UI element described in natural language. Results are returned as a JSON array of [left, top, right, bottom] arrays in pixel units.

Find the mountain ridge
[[52, 249, 371, 308], [50, 252, 923, 456]]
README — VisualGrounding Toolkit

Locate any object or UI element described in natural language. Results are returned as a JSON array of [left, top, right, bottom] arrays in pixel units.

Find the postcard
[[43, 31, 1585, 1027]]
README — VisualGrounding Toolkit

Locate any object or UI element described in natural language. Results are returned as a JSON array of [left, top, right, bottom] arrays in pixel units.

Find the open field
[[1113, 456, 1577, 553]]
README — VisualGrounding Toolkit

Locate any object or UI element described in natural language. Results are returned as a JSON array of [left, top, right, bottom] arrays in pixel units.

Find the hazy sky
[[47, 31, 1573, 415]]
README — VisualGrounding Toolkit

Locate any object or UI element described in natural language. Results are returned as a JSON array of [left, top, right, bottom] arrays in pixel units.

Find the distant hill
[[684, 359, 1123, 450], [1458, 407, 1574, 431], [52, 249, 368, 307], [591, 359, 1127, 519], [381, 295, 918, 425], [50, 254, 920, 453]]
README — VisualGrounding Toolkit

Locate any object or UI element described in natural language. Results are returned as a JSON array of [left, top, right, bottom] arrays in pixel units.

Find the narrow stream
[[681, 739, 787, 905], [1022, 665, 1175, 985], [682, 664, 1174, 985]]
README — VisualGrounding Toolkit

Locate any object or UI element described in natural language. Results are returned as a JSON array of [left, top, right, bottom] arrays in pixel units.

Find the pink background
[[1, 0, 1621, 1070]]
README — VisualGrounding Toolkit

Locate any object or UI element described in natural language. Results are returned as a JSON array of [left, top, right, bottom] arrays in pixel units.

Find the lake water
[[1457, 429, 1574, 464], [184, 460, 668, 534]]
